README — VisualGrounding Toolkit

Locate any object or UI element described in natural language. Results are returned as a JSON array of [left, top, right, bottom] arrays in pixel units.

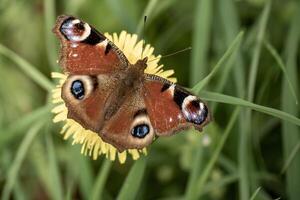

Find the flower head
[[52, 31, 176, 163]]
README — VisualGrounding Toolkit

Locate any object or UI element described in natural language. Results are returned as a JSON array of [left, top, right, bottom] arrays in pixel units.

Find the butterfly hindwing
[[62, 73, 156, 152], [61, 74, 121, 133], [53, 15, 129, 74], [143, 74, 210, 136], [100, 86, 155, 152]]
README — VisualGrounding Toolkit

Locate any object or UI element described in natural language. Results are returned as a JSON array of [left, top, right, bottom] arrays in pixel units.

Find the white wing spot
[[97, 39, 109, 47], [168, 84, 176, 96], [71, 19, 81, 24], [182, 95, 198, 120], [200, 102, 204, 110]]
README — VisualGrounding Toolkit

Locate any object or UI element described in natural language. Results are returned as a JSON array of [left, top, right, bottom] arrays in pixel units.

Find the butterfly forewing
[[53, 15, 129, 75], [143, 74, 210, 136]]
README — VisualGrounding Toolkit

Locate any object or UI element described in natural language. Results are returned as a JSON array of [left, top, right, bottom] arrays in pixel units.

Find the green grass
[[0, 0, 300, 199], [91, 159, 112, 200], [281, 3, 300, 200], [1, 122, 45, 200]]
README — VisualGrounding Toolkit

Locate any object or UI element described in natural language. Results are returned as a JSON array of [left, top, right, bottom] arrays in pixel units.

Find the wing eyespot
[[64, 75, 95, 101], [182, 95, 208, 125], [130, 112, 154, 140], [60, 17, 91, 42], [131, 124, 150, 138], [71, 80, 85, 100]]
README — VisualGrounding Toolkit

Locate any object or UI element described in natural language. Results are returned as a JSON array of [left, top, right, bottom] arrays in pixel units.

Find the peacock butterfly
[[53, 15, 211, 152]]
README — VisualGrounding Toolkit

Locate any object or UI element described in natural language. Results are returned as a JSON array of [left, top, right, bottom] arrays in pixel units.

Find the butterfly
[[53, 15, 211, 152]]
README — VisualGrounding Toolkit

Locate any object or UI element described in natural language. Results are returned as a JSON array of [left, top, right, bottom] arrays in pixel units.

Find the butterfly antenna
[[141, 16, 147, 59], [148, 47, 192, 63]]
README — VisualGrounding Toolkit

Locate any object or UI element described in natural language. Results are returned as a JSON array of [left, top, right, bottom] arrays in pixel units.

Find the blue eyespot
[[132, 124, 150, 138], [71, 80, 85, 100]]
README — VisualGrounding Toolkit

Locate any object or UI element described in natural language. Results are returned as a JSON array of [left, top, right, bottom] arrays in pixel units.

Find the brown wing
[[143, 74, 211, 136], [61, 74, 120, 133], [53, 15, 129, 75], [100, 86, 155, 152]]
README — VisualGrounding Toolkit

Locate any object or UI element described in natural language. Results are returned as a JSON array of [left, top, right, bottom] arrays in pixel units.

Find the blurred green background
[[0, 0, 300, 199]]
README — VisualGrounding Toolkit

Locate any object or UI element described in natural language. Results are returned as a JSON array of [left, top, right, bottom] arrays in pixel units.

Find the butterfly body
[[53, 15, 211, 152]]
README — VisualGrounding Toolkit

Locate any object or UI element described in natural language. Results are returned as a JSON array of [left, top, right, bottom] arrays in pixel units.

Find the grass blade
[[65, 178, 75, 200], [105, 0, 136, 32], [46, 134, 63, 200], [247, 1, 271, 101], [250, 187, 262, 200], [193, 31, 244, 93], [73, 150, 94, 199], [136, 0, 158, 35], [117, 157, 147, 200], [0, 44, 53, 91], [184, 132, 204, 200], [184, 0, 213, 198], [190, 0, 213, 85], [243, 1, 271, 199], [281, 141, 300, 174], [199, 174, 239, 197], [281, 4, 300, 199], [0, 105, 51, 148], [1, 122, 44, 200], [91, 159, 112, 200], [43, 0, 58, 71], [264, 40, 298, 104], [200, 91, 300, 126], [196, 108, 240, 198], [219, 0, 246, 97], [12, 180, 27, 200], [29, 141, 55, 200]]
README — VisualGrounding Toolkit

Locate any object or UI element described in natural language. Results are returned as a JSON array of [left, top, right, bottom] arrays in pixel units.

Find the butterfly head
[[133, 57, 148, 72]]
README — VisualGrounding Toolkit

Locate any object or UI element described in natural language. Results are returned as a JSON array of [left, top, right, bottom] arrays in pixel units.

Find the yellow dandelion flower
[[52, 31, 176, 163]]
